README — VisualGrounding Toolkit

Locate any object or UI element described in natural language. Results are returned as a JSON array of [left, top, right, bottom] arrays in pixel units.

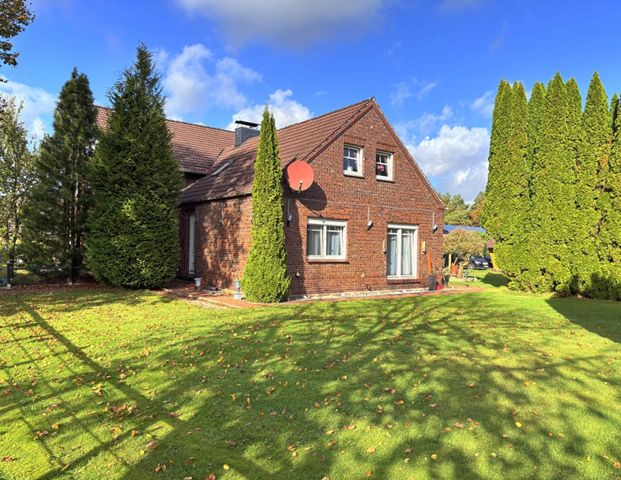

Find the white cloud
[[395, 105, 453, 138], [390, 82, 412, 108], [390, 78, 438, 108], [0, 77, 56, 143], [470, 90, 494, 117], [406, 124, 490, 201], [177, 0, 384, 46], [229, 89, 311, 129], [162, 43, 261, 118]]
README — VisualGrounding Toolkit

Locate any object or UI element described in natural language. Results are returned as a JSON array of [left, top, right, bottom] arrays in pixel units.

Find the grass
[[1, 277, 620, 479]]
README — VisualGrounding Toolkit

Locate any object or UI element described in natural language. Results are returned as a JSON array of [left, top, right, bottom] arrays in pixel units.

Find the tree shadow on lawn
[[2, 291, 620, 479], [547, 295, 621, 345]]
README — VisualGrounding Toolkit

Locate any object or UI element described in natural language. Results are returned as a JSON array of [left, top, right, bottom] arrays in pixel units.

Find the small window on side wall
[[376, 151, 393, 181], [343, 145, 363, 177]]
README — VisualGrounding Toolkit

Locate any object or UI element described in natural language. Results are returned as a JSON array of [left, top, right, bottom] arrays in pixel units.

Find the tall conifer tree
[[516, 82, 546, 290], [242, 108, 290, 302], [86, 45, 183, 288], [572, 73, 610, 295], [22, 69, 98, 281], [483, 81, 529, 282], [482, 80, 511, 241], [529, 73, 577, 294], [598, 93, 621, 298]]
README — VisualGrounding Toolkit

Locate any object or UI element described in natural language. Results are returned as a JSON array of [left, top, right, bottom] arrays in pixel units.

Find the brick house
[[99, 98, 444, 297]]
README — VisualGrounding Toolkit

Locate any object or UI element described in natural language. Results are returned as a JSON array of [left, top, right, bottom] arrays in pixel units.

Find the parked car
[[469, 256, 489, 270]]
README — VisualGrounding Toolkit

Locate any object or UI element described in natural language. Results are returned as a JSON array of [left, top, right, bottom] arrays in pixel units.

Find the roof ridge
[[95, 105, 234, 134], [301, 97, 375, 163], [277, 97, 375, 133]]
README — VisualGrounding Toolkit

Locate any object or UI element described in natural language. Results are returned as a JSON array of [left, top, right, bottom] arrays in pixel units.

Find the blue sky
[[3, 0, 621, 201]]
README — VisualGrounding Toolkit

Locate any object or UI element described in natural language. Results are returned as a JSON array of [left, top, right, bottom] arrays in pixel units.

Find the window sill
[[376, 176, 394, 182], [343, 172, 364, 178], [307, 258, 349, 264], [387, 277, 421, 284]]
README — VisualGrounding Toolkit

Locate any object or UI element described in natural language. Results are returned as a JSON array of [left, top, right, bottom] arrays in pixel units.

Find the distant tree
[[468, 191, 485, 226], [440, 192, 471, 225], [242, 108, 290, 302], [444, 229, 486, 266], [572, 72, 610, 295], [22, 69, 98, 282], [0, 0, 34, 71], [0, 97, 34, 263], [597, 93, 621, 299], [86, 45, 183, 288], [528, 73, 577, 294]]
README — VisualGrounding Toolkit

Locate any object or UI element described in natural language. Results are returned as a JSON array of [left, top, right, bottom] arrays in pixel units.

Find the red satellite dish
[[286, 160, 314, 192]]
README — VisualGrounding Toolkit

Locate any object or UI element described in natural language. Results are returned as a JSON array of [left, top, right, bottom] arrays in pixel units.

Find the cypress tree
[[22, 69, 98, 282], [492, 82, 529, 281], [242, 108, 290, 302], [572, 73, 610, 295], [86, 45, 183, 288], [529, 73, 577, 294], [516, 82, 546, 290], [482, 81, 529, 283], [598, 93, 621, 299], [482, 80, 511, 241]]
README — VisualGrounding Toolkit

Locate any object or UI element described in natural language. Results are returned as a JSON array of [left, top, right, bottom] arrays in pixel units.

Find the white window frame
[[386, 223, 418, 279], [343, 144, 363, 177], [306, 218, 347, 260], [375, 150, 394, 181]]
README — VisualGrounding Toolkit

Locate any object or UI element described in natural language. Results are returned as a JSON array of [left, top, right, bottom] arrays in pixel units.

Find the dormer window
[[376, 151, 393, 181], [343, 145, 363, 177]]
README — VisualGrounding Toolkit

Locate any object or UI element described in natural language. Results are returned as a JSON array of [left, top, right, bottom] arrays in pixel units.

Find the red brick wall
[[192, 196, 253, 289], [285, 106, 444, 296], [191, 106, 444, 296]]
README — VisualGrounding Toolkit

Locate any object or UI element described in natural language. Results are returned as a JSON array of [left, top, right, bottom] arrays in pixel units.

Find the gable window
[[343, 145, 363, 177], [307, 218, 347, 260], [386, 224, 418, 278], [376, 151, 393, 181]]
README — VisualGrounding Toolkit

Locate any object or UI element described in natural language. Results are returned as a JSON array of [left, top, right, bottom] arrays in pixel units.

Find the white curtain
[[307, 226, 322, 256], [401, 231, 412, 276], [387, 230, 398, 276], [327, 227, 342, 256]]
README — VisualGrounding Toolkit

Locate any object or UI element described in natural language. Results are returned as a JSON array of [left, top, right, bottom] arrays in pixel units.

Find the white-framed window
[[386, 224, 418, 278], [376, 151, 393, 181], [307, 218, 347, 260], [343, 144, 363, 177]]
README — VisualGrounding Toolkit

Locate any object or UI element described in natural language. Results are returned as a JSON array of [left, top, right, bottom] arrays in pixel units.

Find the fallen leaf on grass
[[343, 424, 356, 431], [515, 422, 522, 428], [205, 474, 217, 480], [367, 447, 376, 453], [2, 456, 14, 462], [454, 422, 465, 429], [154, 463, 166, 473], [146, 441, 158, 450], [226, 440, 237, 448], [223, 464, 230, 471], [52, 423, 61, 430], [430, 453, 438, 460], [613, 462, 621, 469]]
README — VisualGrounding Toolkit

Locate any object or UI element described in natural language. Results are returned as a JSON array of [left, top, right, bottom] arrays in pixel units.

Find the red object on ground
[[286, 160, 314, 192], [436, 283, 443, 291]]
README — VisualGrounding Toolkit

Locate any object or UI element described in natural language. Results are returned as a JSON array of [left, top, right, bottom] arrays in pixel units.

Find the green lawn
[[1, 276, 620, 479]]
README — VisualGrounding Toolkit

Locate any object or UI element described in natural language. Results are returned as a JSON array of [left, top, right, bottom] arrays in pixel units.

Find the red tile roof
[[96, 107, 234, 175], [180, 98, 375, 203]]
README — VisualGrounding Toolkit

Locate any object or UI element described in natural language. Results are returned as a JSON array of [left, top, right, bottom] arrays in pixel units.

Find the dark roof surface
[[180, 98, 375, 203], [96, 107, 234, 175]]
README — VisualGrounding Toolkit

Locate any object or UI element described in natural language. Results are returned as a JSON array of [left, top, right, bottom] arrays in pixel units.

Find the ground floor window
[[387, 224, 418, 278], [307, 218, 347, 260]]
